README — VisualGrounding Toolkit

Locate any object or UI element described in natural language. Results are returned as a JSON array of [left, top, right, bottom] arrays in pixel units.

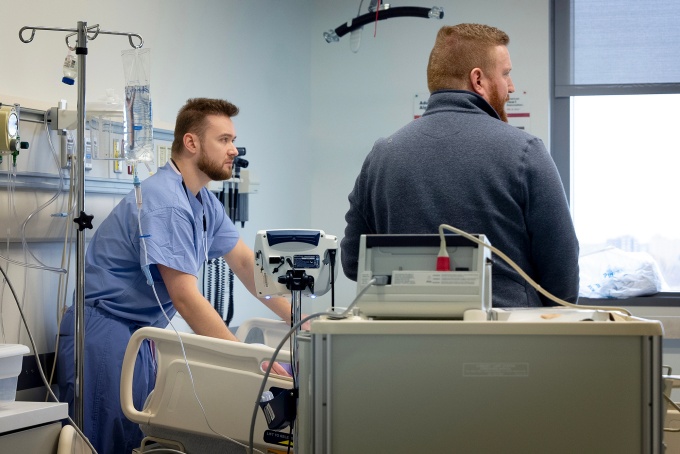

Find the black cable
[[228, 182, 234, 221], [232, 167, 240, 224], [287, 424, 293, 454], [205, 260, 213, 307], [327, 249, 337, 310], [226, 268, 234, 325], [224, 164, 241, 326], [215, 259, 224, 318], [332, 6, 442, 39]]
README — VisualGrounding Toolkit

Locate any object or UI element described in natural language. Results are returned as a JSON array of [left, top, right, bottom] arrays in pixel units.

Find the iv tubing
[[0, 108, 69, 275]]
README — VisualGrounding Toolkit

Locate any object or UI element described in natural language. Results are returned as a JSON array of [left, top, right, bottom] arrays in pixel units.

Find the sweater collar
[[425, 90, 501, 120]]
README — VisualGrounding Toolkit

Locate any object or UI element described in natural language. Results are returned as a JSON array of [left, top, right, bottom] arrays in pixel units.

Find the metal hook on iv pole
[[19, 24, 144, 50]]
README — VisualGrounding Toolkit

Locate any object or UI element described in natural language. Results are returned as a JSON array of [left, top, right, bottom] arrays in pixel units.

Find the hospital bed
[[120, 319, 292, 454], [119, 229, 336, 454]]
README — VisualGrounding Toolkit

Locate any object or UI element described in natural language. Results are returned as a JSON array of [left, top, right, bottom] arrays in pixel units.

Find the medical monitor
[[355, 234, 491, 319], [254, 229, 338, 298]]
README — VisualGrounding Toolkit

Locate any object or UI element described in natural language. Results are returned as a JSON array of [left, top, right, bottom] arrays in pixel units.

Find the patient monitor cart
[[296, 234, 664, 453], [297, 314, 664, 454]]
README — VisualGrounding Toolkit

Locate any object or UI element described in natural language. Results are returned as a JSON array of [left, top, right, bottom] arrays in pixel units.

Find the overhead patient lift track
[[323, 5, 444, 43], [18, 22, 144, 429]]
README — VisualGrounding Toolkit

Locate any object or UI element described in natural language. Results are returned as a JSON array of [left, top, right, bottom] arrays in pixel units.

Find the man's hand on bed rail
[[262, 361, 293, 377]]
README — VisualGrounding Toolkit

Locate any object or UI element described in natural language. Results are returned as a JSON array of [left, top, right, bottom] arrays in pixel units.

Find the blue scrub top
[[84, 162, 240, 325]]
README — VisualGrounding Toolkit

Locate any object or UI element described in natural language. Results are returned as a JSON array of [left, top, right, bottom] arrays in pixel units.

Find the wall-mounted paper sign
[[506, 91, 531, 133], [413, 93, 429, 119]]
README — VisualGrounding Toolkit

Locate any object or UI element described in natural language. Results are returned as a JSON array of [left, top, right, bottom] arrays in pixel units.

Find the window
[[551, 0, 680, 296], [572, 94, 680, 290]]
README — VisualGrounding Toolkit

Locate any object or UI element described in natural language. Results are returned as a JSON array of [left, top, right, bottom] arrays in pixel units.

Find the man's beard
[[197, 149, 232, 181], [488, 88, 508, 123]]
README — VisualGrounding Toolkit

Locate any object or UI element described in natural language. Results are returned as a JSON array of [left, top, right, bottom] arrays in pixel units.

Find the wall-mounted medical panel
[[0, 104, 173, 242]]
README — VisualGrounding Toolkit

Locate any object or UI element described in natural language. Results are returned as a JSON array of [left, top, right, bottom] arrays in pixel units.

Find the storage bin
[[0, 344, 29, 402]]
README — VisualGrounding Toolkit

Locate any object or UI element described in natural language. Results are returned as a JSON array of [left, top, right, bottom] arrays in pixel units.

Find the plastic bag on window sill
[[578, 247, 667, 299]]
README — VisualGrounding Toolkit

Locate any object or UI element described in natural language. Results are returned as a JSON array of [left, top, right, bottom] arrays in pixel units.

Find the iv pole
[[18, 21, 143, 429]]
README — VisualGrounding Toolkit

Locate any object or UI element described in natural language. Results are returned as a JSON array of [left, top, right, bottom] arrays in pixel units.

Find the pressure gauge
[[1, 105, 19, 153], [7, 111, 18, 138]]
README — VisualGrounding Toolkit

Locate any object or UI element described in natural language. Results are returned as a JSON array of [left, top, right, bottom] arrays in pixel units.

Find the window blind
[[572, 0, 680, 85]]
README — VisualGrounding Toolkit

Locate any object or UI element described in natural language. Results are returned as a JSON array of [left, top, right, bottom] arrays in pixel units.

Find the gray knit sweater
[[340, 90, 580, 307]]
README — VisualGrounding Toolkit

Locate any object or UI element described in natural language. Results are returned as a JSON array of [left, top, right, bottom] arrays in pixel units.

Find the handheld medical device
[[354, 233, 492, 319], [253, 229, 338, 299]]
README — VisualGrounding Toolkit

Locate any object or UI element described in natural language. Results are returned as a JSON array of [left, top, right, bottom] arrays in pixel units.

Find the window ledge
[[580, 293, 680, 307], [581, 293, 680, 339]]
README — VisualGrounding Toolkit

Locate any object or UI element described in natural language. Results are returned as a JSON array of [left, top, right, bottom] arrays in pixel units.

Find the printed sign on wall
[[506, 91, 531, 132], [413, 93, 429, 119]]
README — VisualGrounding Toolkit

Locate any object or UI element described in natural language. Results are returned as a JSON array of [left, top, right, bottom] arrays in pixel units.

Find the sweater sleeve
[[523, 137, 580, 304], [340, 154, 375, 281]]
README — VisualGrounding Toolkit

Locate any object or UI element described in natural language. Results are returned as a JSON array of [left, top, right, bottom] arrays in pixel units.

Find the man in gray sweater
[[341, 23, 579, 307]]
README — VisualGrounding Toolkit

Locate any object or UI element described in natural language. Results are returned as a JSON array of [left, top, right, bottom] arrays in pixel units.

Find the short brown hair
[[427, 23, 509, 93], [171, 98, 239, 156]]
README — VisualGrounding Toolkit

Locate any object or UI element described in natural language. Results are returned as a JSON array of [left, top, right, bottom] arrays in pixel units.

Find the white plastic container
[[0, 344, 29, 402], [62, 52, 77, 86]]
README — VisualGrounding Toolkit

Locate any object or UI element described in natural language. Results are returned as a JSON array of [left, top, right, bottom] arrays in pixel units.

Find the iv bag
[[122, 48, 154, 165]]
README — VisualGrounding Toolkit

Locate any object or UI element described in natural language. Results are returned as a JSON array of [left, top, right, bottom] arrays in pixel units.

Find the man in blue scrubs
[[56, 98, 293, 454]]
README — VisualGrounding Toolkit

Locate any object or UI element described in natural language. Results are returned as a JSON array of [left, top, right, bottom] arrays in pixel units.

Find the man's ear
[[469, 67, 486, 97], [183, 133, 199, 155]]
